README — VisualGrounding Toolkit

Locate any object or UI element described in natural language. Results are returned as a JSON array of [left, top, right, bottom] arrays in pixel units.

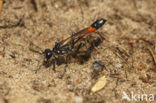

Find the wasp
[[43, 19, 106, 72], [30, 19, 106, 73]]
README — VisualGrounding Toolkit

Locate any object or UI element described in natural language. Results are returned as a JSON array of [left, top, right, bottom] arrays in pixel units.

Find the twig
[[147, 46, 156, 65], [31, 0, 38, 12], [31, 0, 41, 12], [0, 18, 24, 29], [0, 0, 3, 14]]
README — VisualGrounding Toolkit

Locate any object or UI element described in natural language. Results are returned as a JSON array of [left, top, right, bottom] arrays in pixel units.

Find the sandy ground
[[0, 0, 156, 103]]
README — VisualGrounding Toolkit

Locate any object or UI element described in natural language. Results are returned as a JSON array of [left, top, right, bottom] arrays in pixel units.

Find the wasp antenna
[[29, 41, 43, 54]]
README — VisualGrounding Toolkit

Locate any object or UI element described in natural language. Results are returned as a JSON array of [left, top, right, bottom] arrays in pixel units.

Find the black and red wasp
[[43, 19, 107, 72], [30, 19, 106, 73]]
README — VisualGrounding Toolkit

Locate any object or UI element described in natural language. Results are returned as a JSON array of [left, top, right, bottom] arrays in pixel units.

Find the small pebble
[[91, 60, 105, 72], [74, 96, 83, 103]]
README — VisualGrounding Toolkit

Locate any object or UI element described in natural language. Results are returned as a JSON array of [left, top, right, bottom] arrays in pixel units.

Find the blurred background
[[0, 0, 156, 103]]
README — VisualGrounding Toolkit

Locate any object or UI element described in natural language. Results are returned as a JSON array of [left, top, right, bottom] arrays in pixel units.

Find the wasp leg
[[73, 42, 84, 57], [95, 31, 105, 40], [71, 33, 79, 48], [52, 59, 56, 72], [59, 52, 70, 79], [89, 37, 103, 53], [59, 63, 68, 79], [35, 60, 42, 74], [71, 39, 75, 48]]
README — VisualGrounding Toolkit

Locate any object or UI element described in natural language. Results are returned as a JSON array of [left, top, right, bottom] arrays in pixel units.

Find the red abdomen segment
[[61, 19, 107, 46], [80, 18, 107, 38]]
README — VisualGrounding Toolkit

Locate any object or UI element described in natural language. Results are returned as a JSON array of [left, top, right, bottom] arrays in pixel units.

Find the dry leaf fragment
[[91, 76, 107, 92]]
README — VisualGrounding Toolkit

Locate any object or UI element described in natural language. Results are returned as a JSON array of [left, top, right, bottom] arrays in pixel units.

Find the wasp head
[[44, 49, 53, 60]]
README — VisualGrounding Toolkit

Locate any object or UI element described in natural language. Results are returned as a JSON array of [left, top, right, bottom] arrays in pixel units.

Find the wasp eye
[[44, 49, 52, 60]]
